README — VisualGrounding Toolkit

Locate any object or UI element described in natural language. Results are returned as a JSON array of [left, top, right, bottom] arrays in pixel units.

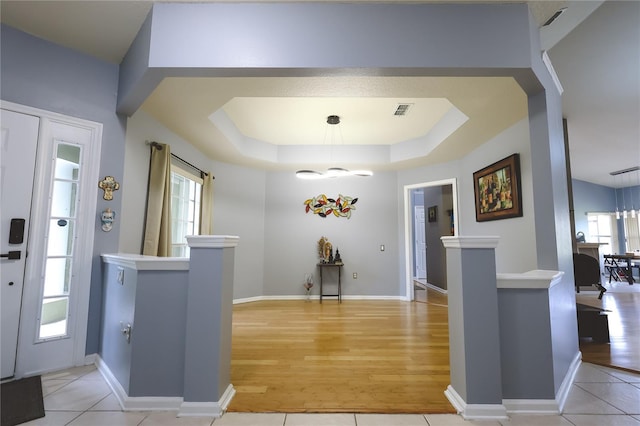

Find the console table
[[317, 263, 343, 303]]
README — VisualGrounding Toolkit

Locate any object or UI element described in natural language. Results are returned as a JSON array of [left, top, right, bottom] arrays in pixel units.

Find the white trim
[[403, 178, 459, 302], [101, 253, 190, 271], [445, 385, 508, 420], [342, 295, 405, 301], [502, 398, 561, 414], [233, 296, 267, 304], [4, 101, 102, 377], [187, 235, 239, 248], [84, 354, 97, 366], [441, 236, 500, 249], [503, 351, 581, 414], [423, 282, 448, 294], [232, 295, 404, 304], [542, 51, 564, 95], [496, 270, 564, 289], [555, 351, 582, 413], [96, 355, 183, 412], [178, 385, 235, 418]]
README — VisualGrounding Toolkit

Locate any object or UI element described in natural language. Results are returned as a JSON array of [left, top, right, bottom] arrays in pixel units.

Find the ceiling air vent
[[394, 104, 412, 116]]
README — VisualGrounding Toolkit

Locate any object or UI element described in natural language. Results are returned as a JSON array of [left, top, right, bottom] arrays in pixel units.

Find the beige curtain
[[142, 143, 173, 256], [625, 216, 640, 252], [200, 172, 214, 235]]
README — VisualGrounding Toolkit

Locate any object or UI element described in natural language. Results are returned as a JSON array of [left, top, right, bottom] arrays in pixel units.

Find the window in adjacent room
[[586, 213, 618, 255], [170, 163, 202, 257], [623, 215, 640, 252]]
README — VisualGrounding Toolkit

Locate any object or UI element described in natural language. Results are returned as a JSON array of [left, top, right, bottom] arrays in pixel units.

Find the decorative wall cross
[[98, 176, 120, 200]]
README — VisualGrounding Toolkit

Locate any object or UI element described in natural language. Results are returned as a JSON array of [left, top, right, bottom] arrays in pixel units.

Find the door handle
[[0, 251, 21, 260]]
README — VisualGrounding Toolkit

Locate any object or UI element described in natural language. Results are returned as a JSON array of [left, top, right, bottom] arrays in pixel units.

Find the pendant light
[[295, 115, 373, 179]]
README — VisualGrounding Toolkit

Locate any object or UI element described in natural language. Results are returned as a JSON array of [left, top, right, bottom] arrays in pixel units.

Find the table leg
[[338, 267, 341, 303], [319, 267, 323, 303]]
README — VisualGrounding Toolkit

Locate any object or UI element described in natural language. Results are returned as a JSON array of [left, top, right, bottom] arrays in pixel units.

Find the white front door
[[2, 102, 102, 378], [1, 110, 40, 379]]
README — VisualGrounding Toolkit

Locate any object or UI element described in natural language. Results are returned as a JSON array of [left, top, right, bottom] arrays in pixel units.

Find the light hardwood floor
[[577, 279, 640, 373], [228, 290, 454, 414]]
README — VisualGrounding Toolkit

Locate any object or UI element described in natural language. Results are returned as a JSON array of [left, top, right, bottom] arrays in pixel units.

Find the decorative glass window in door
[[38, 143, 81, 340]]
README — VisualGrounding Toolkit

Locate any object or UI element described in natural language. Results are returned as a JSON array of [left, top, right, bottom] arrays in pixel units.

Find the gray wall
[[263, 171, 400, 297], [120, 111, 267, 301], [399, 118, 538, 277], [1, 25, 127, 355], [424, 186, 453, 290], [572, 179, 616, 236]]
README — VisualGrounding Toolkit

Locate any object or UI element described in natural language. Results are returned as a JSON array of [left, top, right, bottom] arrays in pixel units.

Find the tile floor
[[23, 362, 640, 426]]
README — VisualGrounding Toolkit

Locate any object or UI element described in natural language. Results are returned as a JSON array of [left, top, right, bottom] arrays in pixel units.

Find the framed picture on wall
[[473, 153, 522, 222], [428, 205, 437, 222]]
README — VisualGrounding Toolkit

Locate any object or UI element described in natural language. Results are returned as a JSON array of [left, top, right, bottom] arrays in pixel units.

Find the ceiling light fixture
[[610, 166, 640, 220], [295, 115, 373, 179]]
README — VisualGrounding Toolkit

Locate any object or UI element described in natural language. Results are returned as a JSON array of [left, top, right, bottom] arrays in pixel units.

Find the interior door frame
[[403, 178, 458, 301], [1, 100, 102, 377]]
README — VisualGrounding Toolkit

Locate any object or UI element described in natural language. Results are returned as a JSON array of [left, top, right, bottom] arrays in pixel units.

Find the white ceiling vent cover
[[394, 104, 413, 116]]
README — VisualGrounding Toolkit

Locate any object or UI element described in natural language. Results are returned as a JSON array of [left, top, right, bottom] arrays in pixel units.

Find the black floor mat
[[1, 376, 45, 426]]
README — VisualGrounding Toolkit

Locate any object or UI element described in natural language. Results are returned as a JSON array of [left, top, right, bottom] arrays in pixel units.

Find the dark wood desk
[[604, 254, 638, 285], [317, 263, 343, 303]]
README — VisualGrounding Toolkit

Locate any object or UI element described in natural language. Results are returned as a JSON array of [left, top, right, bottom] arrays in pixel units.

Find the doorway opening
[[403, 179, 458, 301]]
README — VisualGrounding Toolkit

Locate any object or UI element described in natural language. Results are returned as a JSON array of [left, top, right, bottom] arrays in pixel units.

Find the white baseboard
[[503, 398, 560, 414], [233, 296, 266, 304], [342, 295, 405, 300], [178, 384, 235, 418], [424, 282, 448, 294], [84, 354, 97, 365], [97, 355, 183, 411], [555, 351, 582, 413], [96, 355, 232, 413], [503, 351, 581, 414], [233, 295, 403, 304], [445, 385, 508, 420]]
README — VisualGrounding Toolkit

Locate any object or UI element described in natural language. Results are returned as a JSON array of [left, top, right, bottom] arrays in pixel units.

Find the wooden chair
[[573, 253, 607, 299]]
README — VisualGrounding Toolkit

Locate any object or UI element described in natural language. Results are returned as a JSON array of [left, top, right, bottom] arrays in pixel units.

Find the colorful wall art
[[304, 194, 358, 218]]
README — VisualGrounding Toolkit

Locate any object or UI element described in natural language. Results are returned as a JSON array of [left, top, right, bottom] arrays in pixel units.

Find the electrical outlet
[[380, 244, 385, 251], [353, 272, 358, 279]]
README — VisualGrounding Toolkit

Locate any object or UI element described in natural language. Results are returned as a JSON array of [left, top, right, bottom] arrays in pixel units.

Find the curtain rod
[[146, 141, 213, 179]]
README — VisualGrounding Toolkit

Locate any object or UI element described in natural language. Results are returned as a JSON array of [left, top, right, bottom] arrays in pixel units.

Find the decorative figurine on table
[[334, 249, 343, 265], [318, 236, 333, 263], [303, 273, 314, 302]]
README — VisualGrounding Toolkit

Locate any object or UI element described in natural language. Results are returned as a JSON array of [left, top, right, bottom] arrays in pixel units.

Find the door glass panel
[[38, 142, 82, 341], [50, 181, 77, 217], [39, 297, 68, 339], [43, 258, 72, 297], [47, 219, 75, 256], [54, 145, 80, 180]]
